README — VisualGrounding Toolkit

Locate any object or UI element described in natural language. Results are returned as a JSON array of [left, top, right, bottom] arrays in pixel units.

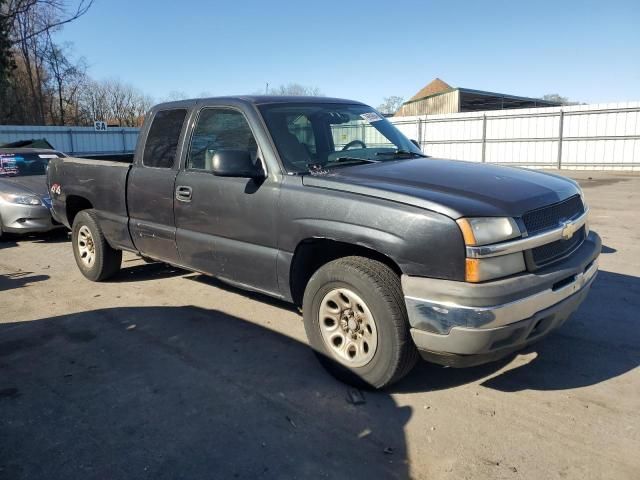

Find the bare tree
[[12, 3, 50, 123], [76, 78, 153, 127], [265, 83, 324, 96], [377, 96, 404, 115], [3, 0, 94, 45], [44, 33, 86, 125], [1, 0, 93, 124], [542, 93, 581, 106], [164, 90, 189, 102], [77, 77, 109, 125]]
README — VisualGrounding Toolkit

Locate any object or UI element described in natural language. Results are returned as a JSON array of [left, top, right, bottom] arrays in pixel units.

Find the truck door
[[173, 106, 280, 295], [128, 108, 188, 264]]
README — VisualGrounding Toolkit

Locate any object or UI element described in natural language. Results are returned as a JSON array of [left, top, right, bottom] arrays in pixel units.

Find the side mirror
[[410, 139, 421, 150], [211, 150, 265, 179]]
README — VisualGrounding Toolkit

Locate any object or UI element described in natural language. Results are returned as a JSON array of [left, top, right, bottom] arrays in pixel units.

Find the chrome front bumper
[[403, 231, 601, 366]]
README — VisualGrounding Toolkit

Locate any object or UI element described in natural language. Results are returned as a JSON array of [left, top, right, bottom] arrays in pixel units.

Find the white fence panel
[[389, 101, 640, 171], [0, 125, 139, 156], [2, 102, 640, 169]]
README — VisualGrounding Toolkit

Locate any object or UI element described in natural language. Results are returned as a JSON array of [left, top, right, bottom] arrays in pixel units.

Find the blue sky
[[57, 0, 640, 106]]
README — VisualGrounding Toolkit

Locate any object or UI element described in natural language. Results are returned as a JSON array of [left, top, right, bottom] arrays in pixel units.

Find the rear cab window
[[142, 109, 188, 168]]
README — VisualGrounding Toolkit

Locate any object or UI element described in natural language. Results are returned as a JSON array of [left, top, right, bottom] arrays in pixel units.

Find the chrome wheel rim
[[77, 225, 96, 267], [318, 288, 378, 368]]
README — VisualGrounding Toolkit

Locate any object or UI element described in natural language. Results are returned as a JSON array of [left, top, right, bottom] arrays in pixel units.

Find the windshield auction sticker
[[0, 155, 19, 176], [360, 112, 383, 123]]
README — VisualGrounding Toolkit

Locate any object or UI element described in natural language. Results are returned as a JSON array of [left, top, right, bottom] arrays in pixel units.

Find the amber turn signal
[[465, 258, 481, 283]]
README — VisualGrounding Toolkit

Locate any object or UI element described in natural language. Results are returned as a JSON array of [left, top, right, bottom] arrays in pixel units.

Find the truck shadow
[[395, 270, 640, 394], [110, 261, 186, 283], [0, 306, 411, 480], [105, 263, 640, 396], [183, 272, 301, 313]]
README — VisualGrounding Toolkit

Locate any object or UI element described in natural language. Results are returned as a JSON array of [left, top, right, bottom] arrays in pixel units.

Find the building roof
[[408, 78, 453, 102], [402, 78, 562, 110]]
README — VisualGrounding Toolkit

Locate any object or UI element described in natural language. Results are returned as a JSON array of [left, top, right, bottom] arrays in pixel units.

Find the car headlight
[[457, 217, 525, 282], [456, 217, 520, 246], [0, 193, 43, 206]]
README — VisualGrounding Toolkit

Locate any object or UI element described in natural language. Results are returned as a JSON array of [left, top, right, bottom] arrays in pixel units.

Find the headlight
[[0, 193, 43, 206], [457, 217, 524, 282], [456, 217, 520, 246]]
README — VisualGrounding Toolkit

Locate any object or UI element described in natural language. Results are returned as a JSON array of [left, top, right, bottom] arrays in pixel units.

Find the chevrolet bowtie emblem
[[561, 220, 578, 240]]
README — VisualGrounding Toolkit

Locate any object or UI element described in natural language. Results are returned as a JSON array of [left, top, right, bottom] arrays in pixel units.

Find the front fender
[[277, 180, 466, 281]]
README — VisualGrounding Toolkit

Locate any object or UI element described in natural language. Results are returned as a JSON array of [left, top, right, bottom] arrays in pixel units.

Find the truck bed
[[47, 155, 134, 251]]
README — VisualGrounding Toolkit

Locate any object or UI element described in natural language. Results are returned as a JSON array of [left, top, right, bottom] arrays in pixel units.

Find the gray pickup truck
[[47, 96, 600, 388]]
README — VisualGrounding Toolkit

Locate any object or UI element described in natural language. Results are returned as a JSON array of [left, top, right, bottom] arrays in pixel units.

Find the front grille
[[532, 226, 586, 267], [523, 195, 584, 235], [522, 195, 586, 269]]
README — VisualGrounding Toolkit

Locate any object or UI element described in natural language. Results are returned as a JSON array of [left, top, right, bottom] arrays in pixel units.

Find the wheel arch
[[65, 195, 94, 227], [288, 237, 402, 306]]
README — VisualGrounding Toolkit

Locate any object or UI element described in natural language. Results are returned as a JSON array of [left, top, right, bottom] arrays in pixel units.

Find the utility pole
[[265, 82, 269, 95]]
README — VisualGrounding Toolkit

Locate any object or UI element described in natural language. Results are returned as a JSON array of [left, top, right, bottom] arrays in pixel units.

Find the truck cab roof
[[152, 95, 367, 111]]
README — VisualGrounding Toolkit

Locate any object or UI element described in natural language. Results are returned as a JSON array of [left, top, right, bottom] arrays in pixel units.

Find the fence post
[[557, 110, 564, 169], [481, 114, 487, 162], [67, 129, 75, 155], [121, 129, 127, 153], [417, 117, 423, 148]]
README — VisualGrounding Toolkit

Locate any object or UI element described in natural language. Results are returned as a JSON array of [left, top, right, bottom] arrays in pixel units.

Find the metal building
[[395, 78, 561, 116]]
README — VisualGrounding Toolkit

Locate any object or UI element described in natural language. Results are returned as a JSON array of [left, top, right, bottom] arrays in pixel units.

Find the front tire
[[72, 210, 122, 281], [303, 256, 418, 389]]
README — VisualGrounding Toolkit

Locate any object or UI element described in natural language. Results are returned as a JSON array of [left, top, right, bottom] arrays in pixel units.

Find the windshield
[[0, 152, 61, 177], [258, 103, 424, 174]]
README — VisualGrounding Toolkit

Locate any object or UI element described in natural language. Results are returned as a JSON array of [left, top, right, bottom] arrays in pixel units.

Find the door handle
[[176, 185, 193, 202]]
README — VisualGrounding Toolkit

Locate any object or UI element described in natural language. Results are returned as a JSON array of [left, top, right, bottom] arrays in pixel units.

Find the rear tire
[[72, 210, 121, 281], [303, 256, 418, 389]]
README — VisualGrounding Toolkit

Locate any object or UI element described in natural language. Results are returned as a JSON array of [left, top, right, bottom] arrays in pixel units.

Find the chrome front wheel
[[318, 288, 378, 368]]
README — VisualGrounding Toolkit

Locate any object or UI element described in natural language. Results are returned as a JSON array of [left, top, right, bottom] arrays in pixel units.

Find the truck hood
[[0, 175, 48, 198], [302, 158, 580, 218]]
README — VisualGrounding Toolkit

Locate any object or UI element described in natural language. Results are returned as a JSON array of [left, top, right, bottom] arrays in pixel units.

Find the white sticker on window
[[38, 154, 59, 159], [360, 112, 383, 123], [0, 155, 18, 175]]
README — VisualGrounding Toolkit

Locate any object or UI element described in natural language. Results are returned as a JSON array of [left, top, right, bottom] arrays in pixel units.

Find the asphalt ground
[[0, 170, 638, 479]]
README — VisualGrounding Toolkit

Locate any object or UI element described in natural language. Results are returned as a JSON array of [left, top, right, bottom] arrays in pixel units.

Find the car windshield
[[258, 103, 425, 174], [0, 152, 61, 177]]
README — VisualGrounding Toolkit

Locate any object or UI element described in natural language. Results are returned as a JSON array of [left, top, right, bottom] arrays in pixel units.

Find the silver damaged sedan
[[0, 148, 66, 237]]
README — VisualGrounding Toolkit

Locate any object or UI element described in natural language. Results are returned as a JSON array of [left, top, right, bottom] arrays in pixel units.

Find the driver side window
[[186, 108, 258, 170]]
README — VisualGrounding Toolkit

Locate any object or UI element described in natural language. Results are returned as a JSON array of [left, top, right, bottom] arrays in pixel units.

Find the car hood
[[302, 158, 580, 218], [0, 175, 48, 198]]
